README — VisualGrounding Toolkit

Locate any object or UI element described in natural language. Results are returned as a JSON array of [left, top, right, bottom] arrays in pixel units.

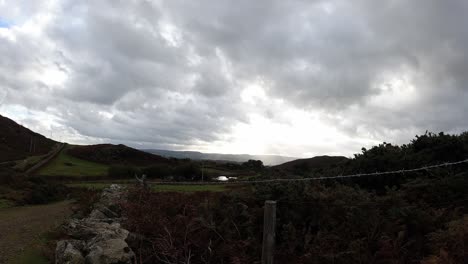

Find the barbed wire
[[276, 197, 468, 208], [147, 158, 468, 186]]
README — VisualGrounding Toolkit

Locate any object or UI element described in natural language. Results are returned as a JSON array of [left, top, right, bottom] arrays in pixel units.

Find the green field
[[37, 146, 109, 177], [203, 167, 237, 176], [67, 182, 228, 192]]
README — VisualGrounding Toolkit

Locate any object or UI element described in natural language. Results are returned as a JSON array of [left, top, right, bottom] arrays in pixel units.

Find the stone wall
[[55, 184, 135, 264]]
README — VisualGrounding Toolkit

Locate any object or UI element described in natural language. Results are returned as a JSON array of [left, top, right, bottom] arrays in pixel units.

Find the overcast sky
[[1, 0, 468, 157]]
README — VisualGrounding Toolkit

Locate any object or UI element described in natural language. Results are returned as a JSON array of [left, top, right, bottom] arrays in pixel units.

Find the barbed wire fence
[[141, 158, 468, 264], [147, 158, 468, 186]]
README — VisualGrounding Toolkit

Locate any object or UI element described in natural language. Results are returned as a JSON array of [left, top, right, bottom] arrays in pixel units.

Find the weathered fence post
[[262, 200, 276, 264], [135, 174, 148, 189]]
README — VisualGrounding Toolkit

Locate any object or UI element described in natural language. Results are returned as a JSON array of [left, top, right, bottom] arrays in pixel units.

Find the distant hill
[[0, 114, 56, 162], [142, 149, 297, 166], [274, 155, 348, 172], [68, 144, 169, 166]]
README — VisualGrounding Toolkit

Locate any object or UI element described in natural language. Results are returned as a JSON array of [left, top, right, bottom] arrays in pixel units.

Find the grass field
[[203, 167, 237, 176], [67, 182, 229, 192], [37, 146, 109, 177]]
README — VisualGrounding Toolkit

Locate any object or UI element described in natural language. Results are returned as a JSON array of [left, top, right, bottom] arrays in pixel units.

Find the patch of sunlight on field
[[37, 146, 109, 177]]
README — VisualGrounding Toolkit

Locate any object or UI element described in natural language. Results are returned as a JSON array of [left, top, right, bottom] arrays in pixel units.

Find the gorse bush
[[122, 188, 258, 263], [0, 168, 68, 205]]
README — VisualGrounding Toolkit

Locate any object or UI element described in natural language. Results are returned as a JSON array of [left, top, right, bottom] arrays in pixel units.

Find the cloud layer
[[1, 0, 468, 157]]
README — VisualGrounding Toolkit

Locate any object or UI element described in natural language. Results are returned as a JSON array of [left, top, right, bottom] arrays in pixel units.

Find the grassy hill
[[68, 144, 169, 166], [0, 114, 56, 162], [37, 144, 172, 178], [274, 155, 348, 174], [37, 145, 109, 177]]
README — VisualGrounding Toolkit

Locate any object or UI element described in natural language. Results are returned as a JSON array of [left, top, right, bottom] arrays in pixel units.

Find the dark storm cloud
[[1, 0, 468, 154], [163, 0, 468, 105]]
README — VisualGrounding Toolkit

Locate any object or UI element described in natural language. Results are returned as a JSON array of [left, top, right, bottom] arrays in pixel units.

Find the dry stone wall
[[55, 184, 135, 264]]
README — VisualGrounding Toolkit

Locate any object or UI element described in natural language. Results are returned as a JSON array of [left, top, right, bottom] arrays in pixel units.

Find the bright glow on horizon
[[190, 102, 381, 158]]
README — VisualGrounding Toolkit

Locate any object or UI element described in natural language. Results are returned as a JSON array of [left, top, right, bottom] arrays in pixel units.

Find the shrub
[[242, 159, 264, 171], [173, 163, 202, 180], [69, 188, 100, 218], [0, 167, 16, 185], [422, 216, 468, 264], [108, 165, 140, 179], [22, 177, 68, 205], [122, 188, 256, 263], [141, 164, 172, 179]]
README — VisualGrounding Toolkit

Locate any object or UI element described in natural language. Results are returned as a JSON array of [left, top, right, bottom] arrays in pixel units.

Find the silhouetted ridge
[[0, 114, 56, 162], [274, 155, 348, 171]]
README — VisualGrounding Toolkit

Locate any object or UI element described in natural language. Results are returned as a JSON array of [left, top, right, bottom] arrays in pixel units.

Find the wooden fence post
[[262, 200, 276, 264]]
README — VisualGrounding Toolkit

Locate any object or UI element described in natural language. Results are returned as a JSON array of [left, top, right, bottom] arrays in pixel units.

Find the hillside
[[274, 155, 348, 173], [143, 149, 297, 165], [0, 114, 56, 162], [68, 144, 169, 166], [37, 144, 109, 178]]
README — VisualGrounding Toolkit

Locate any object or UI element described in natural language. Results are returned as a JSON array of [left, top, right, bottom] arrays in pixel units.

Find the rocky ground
[[0, 200, 73, 263]]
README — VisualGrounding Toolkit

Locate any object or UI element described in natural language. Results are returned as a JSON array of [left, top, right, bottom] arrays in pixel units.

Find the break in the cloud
[[1, 0, 468, 157]]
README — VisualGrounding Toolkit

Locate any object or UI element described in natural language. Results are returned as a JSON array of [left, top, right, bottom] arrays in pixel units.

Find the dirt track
[[0, 200, 72, 263]]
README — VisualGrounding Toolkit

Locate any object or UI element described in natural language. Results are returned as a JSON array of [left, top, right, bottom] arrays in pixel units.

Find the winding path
[[0, 200, 73, 263]]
